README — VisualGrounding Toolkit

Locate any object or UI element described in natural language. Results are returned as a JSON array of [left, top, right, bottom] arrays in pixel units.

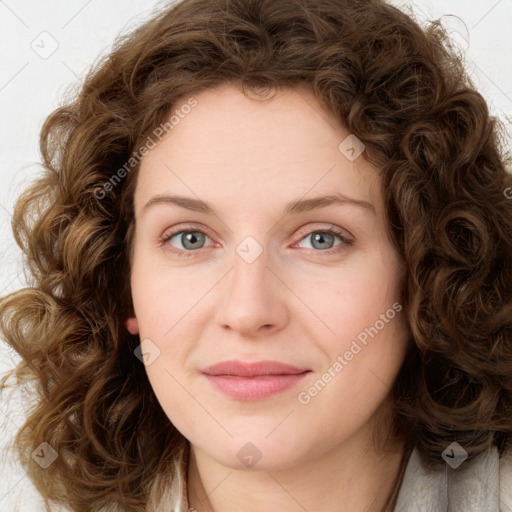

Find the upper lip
[[201, 360, 311, 377]]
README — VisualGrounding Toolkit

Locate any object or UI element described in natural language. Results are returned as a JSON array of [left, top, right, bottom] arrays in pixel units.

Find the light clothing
[[394, 445, 512, 511]]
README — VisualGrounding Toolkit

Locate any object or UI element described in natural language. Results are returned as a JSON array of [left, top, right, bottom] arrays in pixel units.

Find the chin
[[196, 435, 311, 472]]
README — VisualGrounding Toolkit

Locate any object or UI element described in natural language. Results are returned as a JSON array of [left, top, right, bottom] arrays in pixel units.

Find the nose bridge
[[232, 235, 268, 290], [214, 233, 285, 334]]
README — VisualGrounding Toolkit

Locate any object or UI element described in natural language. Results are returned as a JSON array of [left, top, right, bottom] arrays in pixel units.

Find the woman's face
[[127, 83, 410, 470]]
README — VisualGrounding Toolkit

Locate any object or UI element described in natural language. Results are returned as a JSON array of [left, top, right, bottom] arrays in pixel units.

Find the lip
[[201, 360, 311, 401], [202, 360, 310, 377]]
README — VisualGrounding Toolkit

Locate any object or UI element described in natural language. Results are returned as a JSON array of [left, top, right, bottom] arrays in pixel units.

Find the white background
[[1, 0, 511, 510]]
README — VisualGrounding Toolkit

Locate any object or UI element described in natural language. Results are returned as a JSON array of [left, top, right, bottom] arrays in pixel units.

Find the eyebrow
[[142, 192, 376, 217]]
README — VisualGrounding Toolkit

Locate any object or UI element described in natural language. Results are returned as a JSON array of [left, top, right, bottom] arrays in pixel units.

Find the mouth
[[201, 360, 311, 400], [201, 359, 310, 377]]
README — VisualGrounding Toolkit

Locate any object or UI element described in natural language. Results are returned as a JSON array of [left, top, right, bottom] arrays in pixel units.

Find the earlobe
[[126, 317, 139, 335]]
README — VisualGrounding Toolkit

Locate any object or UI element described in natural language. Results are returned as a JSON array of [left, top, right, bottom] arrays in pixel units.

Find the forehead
[[134, 83, 382, 215]]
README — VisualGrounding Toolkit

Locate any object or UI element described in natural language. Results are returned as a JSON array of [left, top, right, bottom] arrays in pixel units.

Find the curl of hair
[[1, 0, 511, 510]]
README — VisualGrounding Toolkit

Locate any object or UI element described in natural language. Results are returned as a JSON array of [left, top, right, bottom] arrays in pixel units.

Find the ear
[[126, 317, 139, 335]]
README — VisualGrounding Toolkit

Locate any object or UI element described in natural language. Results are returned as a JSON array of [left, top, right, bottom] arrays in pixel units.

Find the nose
[[213, 242, 288, 337]]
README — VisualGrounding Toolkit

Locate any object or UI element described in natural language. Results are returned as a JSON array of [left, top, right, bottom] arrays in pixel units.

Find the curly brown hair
[[1, 0, 512, 510]]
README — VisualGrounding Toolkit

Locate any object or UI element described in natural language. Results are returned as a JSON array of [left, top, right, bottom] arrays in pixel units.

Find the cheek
[[130, 255, 204, 336], [305, 253, 408, 394], [295, 304, 408, 447], [300, 256, 403, 342]]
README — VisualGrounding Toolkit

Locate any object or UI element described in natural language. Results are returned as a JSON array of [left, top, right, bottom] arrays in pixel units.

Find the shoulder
[[395, 443, 511, 511], [500, 446, 512, 511]]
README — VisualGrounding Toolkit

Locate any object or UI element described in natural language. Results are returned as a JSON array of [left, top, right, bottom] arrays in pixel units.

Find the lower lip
[[203, 372, 310, 400]]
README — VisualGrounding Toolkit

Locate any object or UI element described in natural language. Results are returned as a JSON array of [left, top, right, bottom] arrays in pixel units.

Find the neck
[[186, 424, 410, 512]]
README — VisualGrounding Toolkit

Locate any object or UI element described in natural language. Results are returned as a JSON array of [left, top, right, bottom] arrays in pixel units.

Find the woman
[[1, 0, 511, 510]]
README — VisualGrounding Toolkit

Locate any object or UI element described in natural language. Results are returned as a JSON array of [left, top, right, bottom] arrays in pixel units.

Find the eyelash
[[160, 223, 354, 258]]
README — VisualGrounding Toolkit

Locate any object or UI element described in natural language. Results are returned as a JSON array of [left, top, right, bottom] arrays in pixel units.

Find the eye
[[161, 226, 214, 255], [160, 223, 353, 257], [294, 227, 353, 254]]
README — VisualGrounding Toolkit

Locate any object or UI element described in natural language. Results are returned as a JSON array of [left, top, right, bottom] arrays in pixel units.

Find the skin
[[126, 82, 411, 512]]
